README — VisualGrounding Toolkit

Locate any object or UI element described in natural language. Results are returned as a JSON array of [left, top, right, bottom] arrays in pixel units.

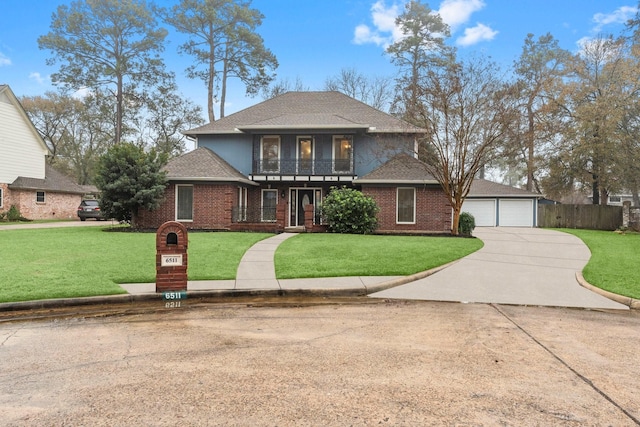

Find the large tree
[[386, 0, 452, 123], [21, 91, 113, 185], [416, 56, 513, 235], [324, 68, 393, 111], [94, 142, 168, 225], [510, 33, 571, 192], [38, 0, 169, 145], [162, 0, 277, 121], [557, 35, 636, 204]]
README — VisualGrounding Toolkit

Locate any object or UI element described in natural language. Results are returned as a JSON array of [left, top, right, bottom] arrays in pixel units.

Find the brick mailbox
[[156, 221, 188, 293]]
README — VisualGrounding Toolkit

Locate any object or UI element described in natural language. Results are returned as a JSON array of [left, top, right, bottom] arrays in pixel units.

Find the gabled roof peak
[[185, 91, 425, 135]]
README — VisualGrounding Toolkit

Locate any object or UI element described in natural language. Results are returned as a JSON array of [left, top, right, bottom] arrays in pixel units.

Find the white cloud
[[593, 6, 637, 33], [353, 0, 400, 47], [0, 52, 11, 67], [354, 0, 493, 49], [438, 0, 485, 30], [72, 87, 92, 99], [29, 72, 47, 85], [456, 23, 498, 46]]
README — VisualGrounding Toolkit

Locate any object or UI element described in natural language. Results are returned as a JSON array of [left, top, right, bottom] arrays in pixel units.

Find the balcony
[[253, 158, 353, 176]]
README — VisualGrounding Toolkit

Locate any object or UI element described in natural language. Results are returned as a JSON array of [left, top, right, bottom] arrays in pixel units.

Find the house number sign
[[161, 254, 182, 267]]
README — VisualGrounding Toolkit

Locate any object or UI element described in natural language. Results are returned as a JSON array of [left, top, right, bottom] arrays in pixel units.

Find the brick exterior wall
[[1, 186, 82, 220], [138, 182, 239, 230], [363, 185, 452, 233]]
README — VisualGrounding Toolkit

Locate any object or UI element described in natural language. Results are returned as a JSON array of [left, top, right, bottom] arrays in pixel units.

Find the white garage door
[[499, 199, 534, 227], [462, 199, 496, 227]]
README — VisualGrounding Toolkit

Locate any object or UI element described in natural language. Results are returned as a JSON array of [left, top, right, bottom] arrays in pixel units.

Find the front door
[[289, 189, 315, 226]]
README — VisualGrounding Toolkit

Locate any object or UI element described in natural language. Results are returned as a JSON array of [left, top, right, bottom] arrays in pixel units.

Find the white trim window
[[261, 136, 281, 173], [397, 187, 416, 224], [238, 186, 248, 221], [332, 135, 352, 173], [261, 189, 277, 222], [36, 191, 46, 204], [176, 184, 194, 222], [0, 187, 3, 209]]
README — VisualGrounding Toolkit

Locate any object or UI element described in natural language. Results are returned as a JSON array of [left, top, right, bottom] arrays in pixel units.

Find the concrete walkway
[[121, 233, 400, 296], [370, 228, 628, 310]]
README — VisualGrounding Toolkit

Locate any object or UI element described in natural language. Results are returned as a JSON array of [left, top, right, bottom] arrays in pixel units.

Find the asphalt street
[[1, 300, 639, 426]]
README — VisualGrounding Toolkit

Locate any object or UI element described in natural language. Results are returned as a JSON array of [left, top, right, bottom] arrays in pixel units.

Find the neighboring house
[[462, 179, 541, 227], [137, 91, 453, 233], [0, 84, 86, 220]]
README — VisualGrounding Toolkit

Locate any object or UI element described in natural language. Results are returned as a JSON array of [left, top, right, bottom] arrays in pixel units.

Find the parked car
[[77, 199, 105, 221]]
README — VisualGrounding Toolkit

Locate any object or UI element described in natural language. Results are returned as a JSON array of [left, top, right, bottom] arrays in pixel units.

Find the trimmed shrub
[[321, 186, 379, 234], [458, 211, 476, 236], [7, 205, 22, 222]]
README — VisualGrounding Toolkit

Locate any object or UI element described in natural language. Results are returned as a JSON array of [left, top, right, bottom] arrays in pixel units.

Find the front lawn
[[275, 233, 483, 278], [0, 227, 270, 303], [561, 229, 640, 300]]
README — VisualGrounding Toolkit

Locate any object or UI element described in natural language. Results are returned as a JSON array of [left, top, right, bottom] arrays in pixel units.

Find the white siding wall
[[0, 93, 47, 183]]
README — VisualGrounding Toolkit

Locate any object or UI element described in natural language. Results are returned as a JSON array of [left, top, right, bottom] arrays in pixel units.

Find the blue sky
[[0, 0, 637, 118]]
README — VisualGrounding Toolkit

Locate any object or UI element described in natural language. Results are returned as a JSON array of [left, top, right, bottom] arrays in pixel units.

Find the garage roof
[[468, 179, 541, 198]]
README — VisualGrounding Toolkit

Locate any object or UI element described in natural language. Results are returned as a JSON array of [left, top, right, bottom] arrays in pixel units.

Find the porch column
[[276, 199, 286, 233], [304, 204, 315, 232]]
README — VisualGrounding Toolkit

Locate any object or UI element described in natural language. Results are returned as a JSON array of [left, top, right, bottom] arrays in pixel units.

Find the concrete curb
[[576, 272, 640, 310], [363, 260, 459, 295], [0, 262, 459, 313]]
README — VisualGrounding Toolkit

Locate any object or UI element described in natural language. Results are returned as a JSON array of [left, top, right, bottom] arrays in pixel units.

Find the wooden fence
[[538, 204, 623, 230]]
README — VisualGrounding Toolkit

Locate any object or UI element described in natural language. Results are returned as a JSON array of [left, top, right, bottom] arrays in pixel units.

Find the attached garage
[[461, 199, 496, 227], [499, 199, 534, 227], [463, 179, 540, 227]]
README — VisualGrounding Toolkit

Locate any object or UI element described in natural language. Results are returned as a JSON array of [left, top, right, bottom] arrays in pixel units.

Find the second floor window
[[333, 135, 352, 173], [261, 136, 280, 172]]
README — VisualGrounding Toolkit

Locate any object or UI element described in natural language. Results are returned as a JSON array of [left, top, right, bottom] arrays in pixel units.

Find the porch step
[[284, 226, 305, 233]]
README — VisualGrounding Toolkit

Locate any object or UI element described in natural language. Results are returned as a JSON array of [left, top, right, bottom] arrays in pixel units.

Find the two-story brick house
[[137, 91, 453, 233], [1, 85, 87, 220]]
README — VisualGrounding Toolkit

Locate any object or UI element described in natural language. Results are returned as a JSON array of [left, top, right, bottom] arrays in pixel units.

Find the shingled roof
[[185, 91, 425, 135], [468, 179, 541, 197], [164, 147, 258, 186], [354, 153, 439, 185], [9, 163, 86, 194]]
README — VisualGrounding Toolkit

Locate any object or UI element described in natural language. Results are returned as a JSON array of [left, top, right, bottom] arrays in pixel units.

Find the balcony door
[[333, 135, 352, 173], [298, 137, 313, 174]]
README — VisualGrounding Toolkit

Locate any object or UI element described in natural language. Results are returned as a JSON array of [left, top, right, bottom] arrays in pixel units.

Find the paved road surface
[[1, 301, 639, 426]]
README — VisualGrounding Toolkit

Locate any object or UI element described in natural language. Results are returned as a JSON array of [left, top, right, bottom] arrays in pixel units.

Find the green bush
[[7, 205, 22, 222], [321, 186, 379, 234], [458, 211, 476, 236]]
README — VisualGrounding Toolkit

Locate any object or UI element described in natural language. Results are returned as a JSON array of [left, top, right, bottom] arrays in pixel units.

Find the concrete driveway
[[371, 227, 628, 310]]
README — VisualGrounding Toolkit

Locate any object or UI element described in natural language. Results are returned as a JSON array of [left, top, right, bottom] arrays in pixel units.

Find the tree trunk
[[631, 179, 640, 206], [526, 101, 535, 192], [451, 205, 461, 236], [592, 173, 600, 205], [220, 40, 229, 119], [207, 22, 216, 123], [116, 73, 123, 144]]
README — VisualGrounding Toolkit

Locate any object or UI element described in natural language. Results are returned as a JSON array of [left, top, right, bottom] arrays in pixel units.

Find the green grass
[[0, 227, 270, 303], [561, 229, 640, 300], [275, 233, 483, 279]]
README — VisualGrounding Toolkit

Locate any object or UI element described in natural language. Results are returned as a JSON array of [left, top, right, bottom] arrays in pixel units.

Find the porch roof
[[185, 91, 425, 136], [165, 147, 258, 186], [354, 153, 439, 185]]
